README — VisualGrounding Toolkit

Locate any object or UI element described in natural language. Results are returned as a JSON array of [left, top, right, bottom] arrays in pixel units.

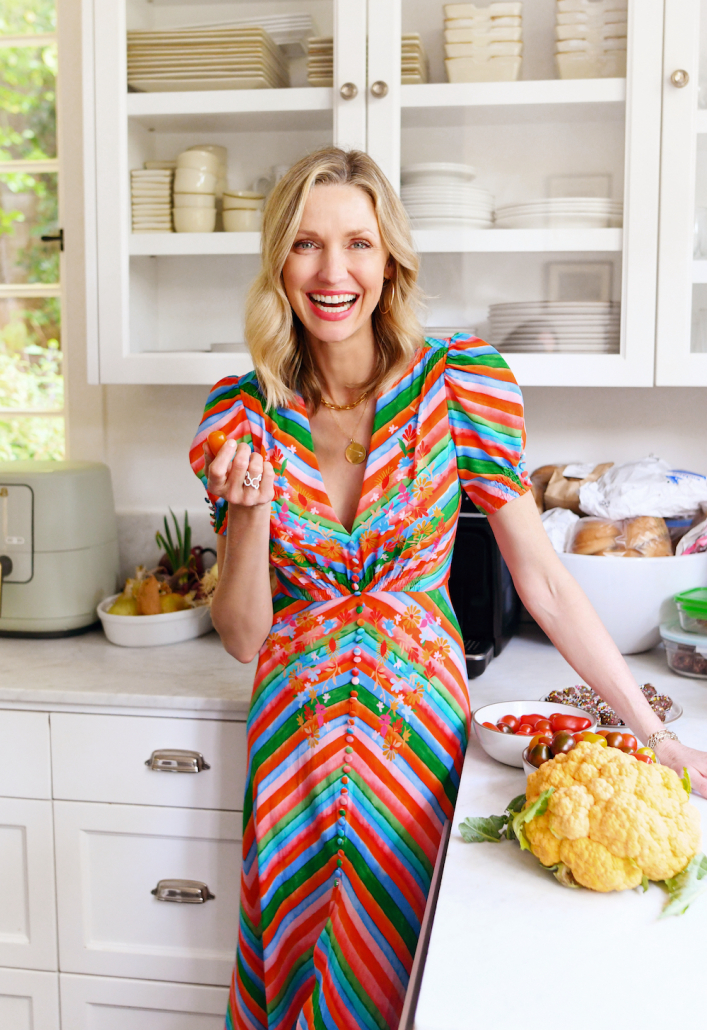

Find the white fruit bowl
[[97, 593, 213, 647], [472, 701, 596, 769], [559, 551, 707, 654]]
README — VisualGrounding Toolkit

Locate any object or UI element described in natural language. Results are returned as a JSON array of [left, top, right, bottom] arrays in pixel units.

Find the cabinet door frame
[[60, 973, 229, 1029], [0, 798, 58, 971], [0, 967, 60, 1030], [333, 0, 368, 152], [655, 0, 707, 384], [366, 0, 402, 188]]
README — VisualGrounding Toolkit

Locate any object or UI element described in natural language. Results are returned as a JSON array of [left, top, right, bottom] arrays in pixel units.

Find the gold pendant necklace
[[325, 396, 370, 465]]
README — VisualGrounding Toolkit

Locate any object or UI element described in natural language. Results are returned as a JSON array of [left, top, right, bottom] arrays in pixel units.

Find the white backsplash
[[116, 509, 216, 584]]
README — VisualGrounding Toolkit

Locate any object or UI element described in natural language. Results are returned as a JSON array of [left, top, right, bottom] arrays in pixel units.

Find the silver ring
[[243, 471, 262, 490]]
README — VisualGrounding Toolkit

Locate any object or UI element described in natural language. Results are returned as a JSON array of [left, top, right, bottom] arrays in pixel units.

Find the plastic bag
[[579, 457, 707, 520], [568, 515, 673, 556], [677, 511, 707, 556], [543, 461, 613, 515], [541, 507, 580, 552]]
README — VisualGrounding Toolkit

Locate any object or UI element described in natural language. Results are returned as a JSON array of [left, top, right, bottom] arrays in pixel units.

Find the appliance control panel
[[0, 484, 33, 582]]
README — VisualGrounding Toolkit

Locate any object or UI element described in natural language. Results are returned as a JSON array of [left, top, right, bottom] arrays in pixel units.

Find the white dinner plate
[[129, 75, 282, 91], [401, 162, 478, 184], [490, 302, 619, 312]]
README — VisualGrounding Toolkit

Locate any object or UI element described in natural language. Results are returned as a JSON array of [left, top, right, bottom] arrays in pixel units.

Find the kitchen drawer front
[[54, 801, 241, 986], [60, 973, 228, 1030], [0, 798, 58, 971], [0, 711, 51, 799], [0, 968, 60, 1030], [51, 712, 247, 810]]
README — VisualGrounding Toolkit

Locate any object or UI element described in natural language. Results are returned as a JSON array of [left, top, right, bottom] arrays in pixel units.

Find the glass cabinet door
[[656, 0, 707, 385]]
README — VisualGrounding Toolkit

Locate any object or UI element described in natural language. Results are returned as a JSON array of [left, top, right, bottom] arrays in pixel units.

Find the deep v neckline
[[298, 390, 383, 537]]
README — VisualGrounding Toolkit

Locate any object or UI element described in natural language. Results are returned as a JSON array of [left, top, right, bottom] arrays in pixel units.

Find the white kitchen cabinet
[[0, 711, 51, 800], [85, 0, 666, 387], [0, 968, 60, 1030], [0, 798, 58, 972], [655, 0, 707, 384], [54, 800, 241, 986], [60, 973, 229, 1030], [51, 712, 247, 810]]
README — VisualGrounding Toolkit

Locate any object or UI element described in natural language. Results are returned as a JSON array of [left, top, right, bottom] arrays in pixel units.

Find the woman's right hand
[[204, 440, 275, 508]]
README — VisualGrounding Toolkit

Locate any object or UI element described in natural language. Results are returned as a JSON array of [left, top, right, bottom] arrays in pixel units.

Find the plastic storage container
[[660, 621, 707, 679], [674, 588, 707, 634]]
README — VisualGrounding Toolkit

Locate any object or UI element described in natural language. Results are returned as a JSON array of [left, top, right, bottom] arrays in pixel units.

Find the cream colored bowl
[[173, 208, 216, 233], [223, 195, 264, 211], [173, 193, 216, 209], [223, 208, 262, 232], [173, 167, 216, 195], [177, 149, 221, 175], [188, 143, 228, 165]]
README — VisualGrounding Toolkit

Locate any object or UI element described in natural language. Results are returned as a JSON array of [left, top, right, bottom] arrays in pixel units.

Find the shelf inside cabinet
[[401, 79, 626, 128], [130, 229, 622, 257], [126, 87, 333, 133]]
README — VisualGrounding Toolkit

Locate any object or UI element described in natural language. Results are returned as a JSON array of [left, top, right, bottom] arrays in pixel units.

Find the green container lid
[[674, 587, 707, 617]]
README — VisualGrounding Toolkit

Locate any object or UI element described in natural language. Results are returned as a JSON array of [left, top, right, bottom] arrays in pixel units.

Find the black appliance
[[447, 492, 520, 678]]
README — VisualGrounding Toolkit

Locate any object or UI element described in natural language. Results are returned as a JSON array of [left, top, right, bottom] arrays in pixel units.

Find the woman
[[190, 147, 707, 1030]]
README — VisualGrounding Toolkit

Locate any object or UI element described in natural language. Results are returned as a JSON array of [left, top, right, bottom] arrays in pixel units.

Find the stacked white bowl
[[444, 1, 523, 83], [401, 162, 493, 229], [494, 197, 623, 229], [222, 191, 265, 232], [555, 0, 627, 80], [173, 148, 222, 232]]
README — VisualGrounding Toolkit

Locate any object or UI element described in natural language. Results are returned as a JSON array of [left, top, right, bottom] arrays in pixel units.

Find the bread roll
[[571, 518, 621, 555], [623, 516, 672, 556]]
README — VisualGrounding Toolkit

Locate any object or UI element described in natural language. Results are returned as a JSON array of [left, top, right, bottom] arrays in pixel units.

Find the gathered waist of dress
[[272, 569, 453, 604]]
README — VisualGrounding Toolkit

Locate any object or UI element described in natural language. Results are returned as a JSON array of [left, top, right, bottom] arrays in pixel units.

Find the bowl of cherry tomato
[[472, 701, 597, 768], [521, 728, 658, 775]]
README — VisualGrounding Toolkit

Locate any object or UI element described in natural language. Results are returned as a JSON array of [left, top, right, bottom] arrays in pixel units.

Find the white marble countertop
[[0, 626, 256, 715], [415, 627, 707, 1030]]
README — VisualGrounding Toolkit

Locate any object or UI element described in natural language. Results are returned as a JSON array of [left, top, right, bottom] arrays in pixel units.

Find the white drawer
[[51, 712, 247, 810], [0, 968, 59, 1030], [54, 801, 241, 986], [0, 798, 57, 971], [60, 974, 228, 1030], [0, 711, 51, 799]]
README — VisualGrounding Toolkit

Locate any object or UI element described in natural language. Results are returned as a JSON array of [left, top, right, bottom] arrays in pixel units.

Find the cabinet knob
[[339, 82, 358, 100], [670, 69, 690, 88], [145, 749, 210, 773], [151, 879, 215, 904], [370, 80, 389, 98]]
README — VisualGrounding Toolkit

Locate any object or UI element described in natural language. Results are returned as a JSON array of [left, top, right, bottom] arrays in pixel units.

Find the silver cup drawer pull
[[151, 879, 215, 903], [145, 749, 210, 773]]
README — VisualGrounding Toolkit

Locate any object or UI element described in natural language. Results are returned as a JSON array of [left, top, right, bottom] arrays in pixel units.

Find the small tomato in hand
[[207, 430, 228, 454]]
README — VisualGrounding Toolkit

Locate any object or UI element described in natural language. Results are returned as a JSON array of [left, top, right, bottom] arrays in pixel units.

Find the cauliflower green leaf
[[512, 788, 554, 852], [459, 814, 508, 843], [681, 767, 692, 796], [660, 853, 707, 918]]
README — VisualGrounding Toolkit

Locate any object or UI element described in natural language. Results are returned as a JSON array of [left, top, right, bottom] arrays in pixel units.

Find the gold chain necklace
[[320, 392, 369, 411], [325, 395, 370, 465]]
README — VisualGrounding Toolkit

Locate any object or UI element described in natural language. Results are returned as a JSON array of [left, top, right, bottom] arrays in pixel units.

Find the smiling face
[[281, 183, 392, 347]]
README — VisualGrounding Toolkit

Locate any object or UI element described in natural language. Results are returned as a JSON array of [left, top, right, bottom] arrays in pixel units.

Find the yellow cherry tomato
[[636, 747, 656, 761], [576, 731, 607, 747]]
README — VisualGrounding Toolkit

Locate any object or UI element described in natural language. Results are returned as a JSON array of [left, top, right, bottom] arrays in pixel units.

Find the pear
[[108, 595, 138, 617]]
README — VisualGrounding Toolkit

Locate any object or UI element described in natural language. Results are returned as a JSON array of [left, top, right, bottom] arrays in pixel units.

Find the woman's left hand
[[654, 739, 707, 798]]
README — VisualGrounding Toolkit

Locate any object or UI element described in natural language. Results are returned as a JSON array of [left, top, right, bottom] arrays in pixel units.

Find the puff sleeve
[[444, 333, 531, 514], [189, 373, 259, 535]]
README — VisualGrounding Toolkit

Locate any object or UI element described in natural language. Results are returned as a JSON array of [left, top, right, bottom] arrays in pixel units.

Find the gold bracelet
[[646, 729, 679, 750]]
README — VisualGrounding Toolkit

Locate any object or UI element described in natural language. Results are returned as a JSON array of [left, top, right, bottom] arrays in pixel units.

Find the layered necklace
[[322, 391, 370, 465]]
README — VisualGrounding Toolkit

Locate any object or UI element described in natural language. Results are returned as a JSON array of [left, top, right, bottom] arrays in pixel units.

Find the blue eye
[[351, 240, 370, 249], [294, 240, 315, 250]]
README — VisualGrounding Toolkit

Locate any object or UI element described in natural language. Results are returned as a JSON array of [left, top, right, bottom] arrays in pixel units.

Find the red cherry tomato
[[521, 714, 543, 728], [550, 714, 592, 733], [482, 721, 501, 732], [497, 723, 514, 734], [535, 719, 552, 734], [622, 734, 638, 751], [207, 430, 228, 454], [550, 730, 577, 756], [528, 744, 552, 769], [529, 734, 553, 749], [635, 753, 654, 764], [515, 723, 536, 736], [497, 715, 519, 732], [604, 732, 625, 750]]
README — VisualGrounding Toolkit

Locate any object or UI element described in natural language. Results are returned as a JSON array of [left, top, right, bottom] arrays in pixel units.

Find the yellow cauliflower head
[[524, 743, 700, 892]]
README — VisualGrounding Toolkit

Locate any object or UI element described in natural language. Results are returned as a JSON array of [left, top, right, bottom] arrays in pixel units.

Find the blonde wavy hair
[[244, 146, 425, 411]]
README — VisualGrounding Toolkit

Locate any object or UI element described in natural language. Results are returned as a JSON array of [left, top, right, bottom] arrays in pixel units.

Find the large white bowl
[[173, 208, 216, 233], [223, 208, 262, 232], [559, 551, 707, 654], [173, 167, 217, 194], [472, 700, 596, 768], [97, 593, 213, 647], [177, 149, 221, 176]]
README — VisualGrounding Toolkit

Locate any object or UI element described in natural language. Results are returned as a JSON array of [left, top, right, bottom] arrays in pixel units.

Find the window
[[0, 0, 63, 460]]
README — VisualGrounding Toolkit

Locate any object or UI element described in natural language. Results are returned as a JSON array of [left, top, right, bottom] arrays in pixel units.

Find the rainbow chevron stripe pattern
[[190, 335, 529, 1030]]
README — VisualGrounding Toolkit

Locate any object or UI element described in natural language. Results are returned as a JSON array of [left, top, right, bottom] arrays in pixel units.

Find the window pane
[[0, 295, 62, 410], [0, 0, 56, 36], [0, 43, 57, 160], [0, 170, 58, 283], [0, 414, 63, 460]]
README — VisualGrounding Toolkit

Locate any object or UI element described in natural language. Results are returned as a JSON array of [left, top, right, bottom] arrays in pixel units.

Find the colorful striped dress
[[190, 334, 529, 1030]]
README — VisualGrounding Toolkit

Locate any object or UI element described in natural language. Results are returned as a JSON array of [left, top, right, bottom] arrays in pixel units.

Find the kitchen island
[[412, 625, 707, 1030]]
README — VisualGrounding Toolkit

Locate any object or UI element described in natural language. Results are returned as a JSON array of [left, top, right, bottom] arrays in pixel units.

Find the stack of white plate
[[401, 162, 493, 228], [126, 27, 289, 92], [494, 197, 623, 229], [307, 34, 428, 86], [173, 13, 317, 57], [489, 301, 620, 353], [555, 0, 627, 80], [131, 169, 173, 233]]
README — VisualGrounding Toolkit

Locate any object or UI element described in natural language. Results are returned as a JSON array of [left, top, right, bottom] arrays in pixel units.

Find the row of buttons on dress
[[333, 598, 364, 890]]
